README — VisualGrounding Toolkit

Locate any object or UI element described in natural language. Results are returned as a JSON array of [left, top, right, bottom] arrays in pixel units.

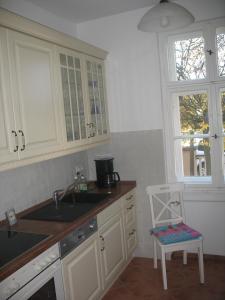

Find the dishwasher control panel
[[59, 217, 97, 258]]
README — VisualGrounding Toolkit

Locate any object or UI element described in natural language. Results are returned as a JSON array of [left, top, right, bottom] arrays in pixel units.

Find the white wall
[[0, 0, 78, 37]]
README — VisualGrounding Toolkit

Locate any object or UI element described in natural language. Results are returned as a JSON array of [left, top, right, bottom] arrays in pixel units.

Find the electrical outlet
[[5, 208, 17, 226], [75, 165, 84, 174]]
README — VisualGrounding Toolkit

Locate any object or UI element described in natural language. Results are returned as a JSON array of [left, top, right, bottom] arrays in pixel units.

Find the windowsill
[[177, 177, 225, 193]]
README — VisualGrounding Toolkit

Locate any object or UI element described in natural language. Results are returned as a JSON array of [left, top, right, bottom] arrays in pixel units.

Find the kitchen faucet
[[52, 183, 75, 209]]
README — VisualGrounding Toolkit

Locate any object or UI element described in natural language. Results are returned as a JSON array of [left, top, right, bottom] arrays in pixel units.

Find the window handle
[[206, 49, 214, 55], [211, 134, 218, 139]]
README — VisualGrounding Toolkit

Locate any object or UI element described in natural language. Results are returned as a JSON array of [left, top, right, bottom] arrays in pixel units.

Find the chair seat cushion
[[150, 222, 202, 245]]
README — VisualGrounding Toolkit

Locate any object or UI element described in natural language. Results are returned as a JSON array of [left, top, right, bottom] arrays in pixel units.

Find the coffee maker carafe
[[95, 157, 120, 187]]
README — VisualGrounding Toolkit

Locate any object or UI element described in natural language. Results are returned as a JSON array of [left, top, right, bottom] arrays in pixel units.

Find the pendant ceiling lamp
[[138, 0, 195, 33]]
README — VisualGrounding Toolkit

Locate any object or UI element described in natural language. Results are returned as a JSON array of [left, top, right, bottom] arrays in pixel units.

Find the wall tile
[[0, 151, 88, 220]]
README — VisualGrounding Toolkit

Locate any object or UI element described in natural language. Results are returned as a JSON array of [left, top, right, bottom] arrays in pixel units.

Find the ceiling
[[24, 0, 156, 23]]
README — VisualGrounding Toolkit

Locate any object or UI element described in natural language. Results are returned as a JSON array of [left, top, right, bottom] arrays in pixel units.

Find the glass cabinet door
[[59, 52, 87, 143], [86, 58, 109, 139]]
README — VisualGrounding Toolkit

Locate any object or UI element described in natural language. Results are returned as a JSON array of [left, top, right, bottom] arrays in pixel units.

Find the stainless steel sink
[[21, 192, 110, 222]]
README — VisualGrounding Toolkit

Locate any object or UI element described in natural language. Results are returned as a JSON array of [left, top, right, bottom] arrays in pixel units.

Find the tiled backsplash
[[0, 151, 88, 220]]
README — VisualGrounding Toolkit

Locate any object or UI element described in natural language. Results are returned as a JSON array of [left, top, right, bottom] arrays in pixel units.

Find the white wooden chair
[[146, 183, 204, 290]]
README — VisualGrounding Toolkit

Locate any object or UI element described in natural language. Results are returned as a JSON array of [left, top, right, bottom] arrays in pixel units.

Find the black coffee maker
[[95, 157, 120, 187]]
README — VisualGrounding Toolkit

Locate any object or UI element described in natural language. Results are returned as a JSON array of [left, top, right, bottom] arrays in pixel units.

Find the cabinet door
[[99, 213, 125, 290], [122, 189, 137, 259], [57, 48, 88, 147], [62, 234, 102, 300], [0, 28, 18, 164], [7, 29, 63, 159], [85, 57, 110, 142], [126, 223, 137, 258]]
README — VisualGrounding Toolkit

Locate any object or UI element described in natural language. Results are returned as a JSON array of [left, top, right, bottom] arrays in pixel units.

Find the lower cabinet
[[122, 189, 138, 260], [61, 188, 137, 300], [61, 233, 102, 300], [98, 213, 125, 290], [125, 223, 138, 258]]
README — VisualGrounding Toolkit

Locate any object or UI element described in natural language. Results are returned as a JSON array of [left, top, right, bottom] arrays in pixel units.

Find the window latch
[[211, 134, 218, 139], [206, 49, 214, 55]]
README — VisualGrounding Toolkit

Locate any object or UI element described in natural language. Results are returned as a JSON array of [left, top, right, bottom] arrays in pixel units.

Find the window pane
[[175, 138, 211, 177], [178, 92, 209, 135], [174, 37, 206, 81], [216, 27, 225, 77], [221, 90, 225, 132]]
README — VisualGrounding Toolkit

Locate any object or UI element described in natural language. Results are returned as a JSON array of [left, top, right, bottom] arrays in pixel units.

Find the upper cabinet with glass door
[[85, 56, 110, 142], [57, 49, 110, 148], [57, 48, 88, 147]]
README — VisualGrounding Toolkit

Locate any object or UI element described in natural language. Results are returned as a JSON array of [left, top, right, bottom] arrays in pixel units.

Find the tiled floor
[[103, 256, 225, 300]]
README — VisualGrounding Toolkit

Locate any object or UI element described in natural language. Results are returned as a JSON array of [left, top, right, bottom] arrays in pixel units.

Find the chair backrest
[[146, 183, 185, 228]]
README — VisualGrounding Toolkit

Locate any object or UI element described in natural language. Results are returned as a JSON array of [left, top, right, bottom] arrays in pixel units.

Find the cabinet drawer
[[122, 189, 136, 207], [124, 201, 136, 228], [125, 223, 137, 258], [97, 199, 121, 227]]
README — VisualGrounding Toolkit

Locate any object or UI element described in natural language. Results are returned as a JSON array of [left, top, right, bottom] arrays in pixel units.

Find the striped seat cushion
[[150, 222, 202, 245]]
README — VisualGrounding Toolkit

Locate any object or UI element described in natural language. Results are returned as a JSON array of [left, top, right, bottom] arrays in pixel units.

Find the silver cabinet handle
[[129, 229, 136, 236], [91, 123, 96, 137], [87, 123, 96, 138], [86, 123, 92, 138], [11, 130, 18, 152], [126, 195, 133, 201], [18, 130, 25, 151], [127, 204, 134, 210], [100, 235, 105, 251]]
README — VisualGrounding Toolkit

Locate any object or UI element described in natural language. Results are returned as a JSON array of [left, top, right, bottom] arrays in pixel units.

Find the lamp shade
[[138, 0, 195, 32]]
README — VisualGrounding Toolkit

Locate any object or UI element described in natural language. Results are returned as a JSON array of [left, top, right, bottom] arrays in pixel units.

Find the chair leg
[[183, 250, 187, 265], [198, 242, 204, 284], [153, 239, 157, 269], [161, 248, 167, 290]]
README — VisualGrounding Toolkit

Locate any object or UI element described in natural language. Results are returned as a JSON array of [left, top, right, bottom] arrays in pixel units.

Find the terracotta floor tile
[[103, 256, 225, 300]]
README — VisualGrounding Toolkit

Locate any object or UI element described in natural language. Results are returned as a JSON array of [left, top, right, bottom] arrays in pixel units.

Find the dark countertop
[[0, 181, 136, 282]]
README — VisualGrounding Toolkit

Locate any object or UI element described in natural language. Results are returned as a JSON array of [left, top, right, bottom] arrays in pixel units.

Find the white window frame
[[158, 17, 225, 190]]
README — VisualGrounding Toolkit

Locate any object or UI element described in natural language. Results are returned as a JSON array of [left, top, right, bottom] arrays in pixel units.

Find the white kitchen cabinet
[[84, 56, 110, 143], [56, 47, 89, 147], [57, 50, 110, 148], [122, 189, 137, 259], [0, 9, 110, 171], [62, 233, 102, 300], [99, 213, 125, 290], [7, 29, 63, 160], [0, 28, 18, 164]]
